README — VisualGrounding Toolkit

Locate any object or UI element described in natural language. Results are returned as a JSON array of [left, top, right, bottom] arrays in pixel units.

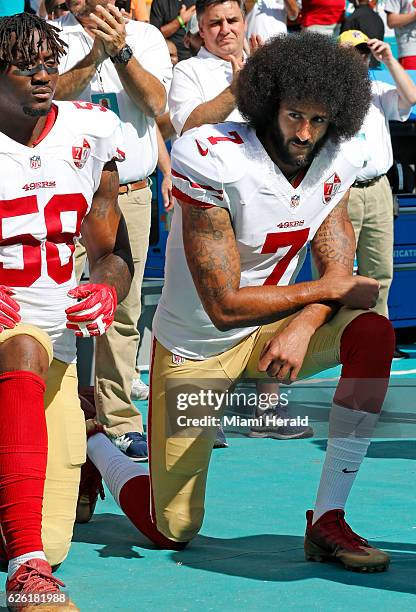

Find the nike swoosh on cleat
[[342, 468, 358, 473]]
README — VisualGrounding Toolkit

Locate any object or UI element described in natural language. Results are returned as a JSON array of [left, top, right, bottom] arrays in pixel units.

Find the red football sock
[[335, 313, 395, 413], [0, 371, 47, 559], [119, 476, 187, 551]]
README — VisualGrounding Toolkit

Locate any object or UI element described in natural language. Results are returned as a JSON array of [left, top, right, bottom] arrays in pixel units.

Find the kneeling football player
[[80, 33, 393, 573], [0, 12, 133, 610]]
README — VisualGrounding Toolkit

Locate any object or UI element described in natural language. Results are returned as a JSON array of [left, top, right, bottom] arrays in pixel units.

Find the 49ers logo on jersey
[[72, 138, 91, 169], [323, 173, 341, 204]]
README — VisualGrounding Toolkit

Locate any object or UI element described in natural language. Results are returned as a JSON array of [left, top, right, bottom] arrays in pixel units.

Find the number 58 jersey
[[153, 122, 364, 360], [0, 101, 125, 363]]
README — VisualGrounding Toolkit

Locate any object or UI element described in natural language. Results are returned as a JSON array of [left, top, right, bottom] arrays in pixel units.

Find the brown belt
[[119, 179, 148, 194], [352, 174, 385, 188]]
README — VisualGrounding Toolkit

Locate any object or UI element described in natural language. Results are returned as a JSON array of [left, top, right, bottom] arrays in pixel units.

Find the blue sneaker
[[113, 432, 148, 462]]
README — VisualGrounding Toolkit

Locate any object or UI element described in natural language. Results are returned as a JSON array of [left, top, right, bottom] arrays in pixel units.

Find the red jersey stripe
[[172, 186, 215, 209], [171, 169, 224, 198]]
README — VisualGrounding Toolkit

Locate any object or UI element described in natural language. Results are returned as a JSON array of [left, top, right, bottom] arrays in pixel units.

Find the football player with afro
[[81, 33, 394, 574]]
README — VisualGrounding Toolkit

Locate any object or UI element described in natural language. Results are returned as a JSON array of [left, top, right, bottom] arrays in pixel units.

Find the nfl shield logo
[[72, 138, 91, 169], [172, 353, 186, 366], [323, 173, 341, 204], [30, 155, 41, 169], [290, 194, 300, 208]]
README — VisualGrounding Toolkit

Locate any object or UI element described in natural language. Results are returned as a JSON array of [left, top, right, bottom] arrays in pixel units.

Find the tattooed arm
[[312, 190, 355, 278], [311, 190, 380, 307], [181, 197, 377, 333], [81, 160, 133, 302], [290, 191, 357, 335]]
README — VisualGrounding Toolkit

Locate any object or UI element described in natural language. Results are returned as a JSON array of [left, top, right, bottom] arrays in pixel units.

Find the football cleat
[[75, 456, 105, 524], [76, 389, 105, 524], [304, 509, 390, 572], [6, 558, 78, 611]]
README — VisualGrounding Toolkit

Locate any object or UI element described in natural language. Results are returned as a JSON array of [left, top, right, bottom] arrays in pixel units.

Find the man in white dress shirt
[[54, 0, 172, 463], [169, 0, 247, 136]]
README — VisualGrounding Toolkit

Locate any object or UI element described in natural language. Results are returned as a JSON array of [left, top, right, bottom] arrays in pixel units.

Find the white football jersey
[[0, 101, 124, 363], [153, 122, 364, 360]]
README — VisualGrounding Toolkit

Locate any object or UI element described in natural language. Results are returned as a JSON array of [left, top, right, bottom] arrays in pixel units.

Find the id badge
[[91, 92, 120, 117]]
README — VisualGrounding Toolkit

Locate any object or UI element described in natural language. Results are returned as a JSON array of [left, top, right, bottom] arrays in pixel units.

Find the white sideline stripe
[[134, 367, 416, 382], [288, 370, 416, 385]]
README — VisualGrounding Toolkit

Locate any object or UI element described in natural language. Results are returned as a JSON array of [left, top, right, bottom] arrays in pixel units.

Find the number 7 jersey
[[0, 101, 125, 363], [153, 122, 364, 360]]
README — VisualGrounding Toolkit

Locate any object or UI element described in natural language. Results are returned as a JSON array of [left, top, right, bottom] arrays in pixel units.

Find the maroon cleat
[[6, 558, 77, 611], [304, 509, 390, 572], [76, 389, 105, 524]]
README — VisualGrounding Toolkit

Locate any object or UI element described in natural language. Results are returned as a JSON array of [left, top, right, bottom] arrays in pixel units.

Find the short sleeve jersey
[[153, 122, 364, 359], [0, 101, 124, 363]]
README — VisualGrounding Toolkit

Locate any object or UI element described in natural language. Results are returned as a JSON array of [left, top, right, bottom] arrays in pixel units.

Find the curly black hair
[[237, 32, 372, 143], [0, 12, 67, 73]]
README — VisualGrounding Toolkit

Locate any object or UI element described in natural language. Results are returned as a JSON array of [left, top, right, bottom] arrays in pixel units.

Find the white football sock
[[87, 433, 148, 505], [8, 550, 47, 578], [312, 402, 379, 524]]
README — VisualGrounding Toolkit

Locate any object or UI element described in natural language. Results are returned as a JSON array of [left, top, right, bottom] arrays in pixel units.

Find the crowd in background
[[1, 0, 416, 68]]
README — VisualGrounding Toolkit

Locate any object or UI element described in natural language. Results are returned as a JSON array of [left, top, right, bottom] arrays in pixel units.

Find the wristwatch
[[110, 44, 133, 65]]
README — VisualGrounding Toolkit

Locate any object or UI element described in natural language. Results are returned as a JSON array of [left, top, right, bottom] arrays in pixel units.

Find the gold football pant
[[149, 307, 368, 542]]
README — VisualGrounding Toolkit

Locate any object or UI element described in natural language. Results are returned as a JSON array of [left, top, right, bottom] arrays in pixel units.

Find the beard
[[23, 106, 50, 117], [270, 120, 329, 169]]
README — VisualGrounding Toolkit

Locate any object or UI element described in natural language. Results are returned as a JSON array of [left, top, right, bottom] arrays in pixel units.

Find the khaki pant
[[348, 176, 394, 318], [149, 307, 368, 542], [76, 185, 152, 437], [0, 324, 85, 567]]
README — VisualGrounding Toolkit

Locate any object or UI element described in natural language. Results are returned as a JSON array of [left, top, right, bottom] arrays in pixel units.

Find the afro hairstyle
[[237, 32, 372, 143]]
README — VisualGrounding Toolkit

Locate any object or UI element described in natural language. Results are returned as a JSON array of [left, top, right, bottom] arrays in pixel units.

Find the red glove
[[65, 283, 117, 338], [0, 285, 21, 332]]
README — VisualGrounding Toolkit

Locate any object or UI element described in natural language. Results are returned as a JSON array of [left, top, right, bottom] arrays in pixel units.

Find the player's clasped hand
[[0, 285, 21, 332], [328, 274, 380, 309], [65, 283, 117, 338]]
